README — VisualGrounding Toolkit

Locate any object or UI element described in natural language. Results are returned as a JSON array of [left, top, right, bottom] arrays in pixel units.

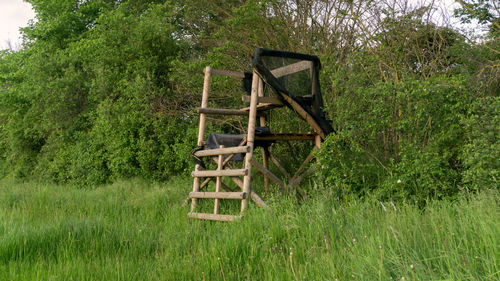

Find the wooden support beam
[[277, 93, 325, 139], [241, 96, 283, 105], [188, 212, 241, 222], [210, 69, 245, 79], [289, 166, 317, 189], [194, 146, 249, 157], [192, 169, 247, 178], [225, 169, 266, 207], [315, 134, 322, 148], [271, 60, 312, 78], [290, 147, 317, 183], [268, 152, 291, 179], [240, 103, 283, 112], [198, 108, 249, 116], [189, 192, 246, 200], [249, 158, 286, 193]]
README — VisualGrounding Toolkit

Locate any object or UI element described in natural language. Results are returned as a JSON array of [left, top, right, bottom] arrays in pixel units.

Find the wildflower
[[397, 179, 401, 183], [410, 264, 414, 270]]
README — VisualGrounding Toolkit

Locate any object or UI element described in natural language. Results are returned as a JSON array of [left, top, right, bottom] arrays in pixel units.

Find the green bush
[[460, 96, 500, 190], [317, 75, 477, 203]]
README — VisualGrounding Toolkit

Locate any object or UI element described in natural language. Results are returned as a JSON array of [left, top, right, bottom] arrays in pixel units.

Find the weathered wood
[[194, 146, 249, 157], [250, 158, 286, 192], [192, 169, 247, 178], [210, 69, 245, 79], [271, 60, 312, 78], [257, 79, 269, 191], [289, 165, 317, 189], [188, 212, 241, 222], [315, 134, 322, 148], [198, 107, 249, 116], [190, 192, 246, 199], [277, 93, 325, 139], [240, 103, 283, 112], [290, 147, 317, 183], [241, 96, 283, 105], [197, 67, 211, 147], [214, 145, 224, 214], [191, 66, 212, 212], [241, 71, 259, 213], [228, 175, 266, 207], [268, 152, 291, 179]]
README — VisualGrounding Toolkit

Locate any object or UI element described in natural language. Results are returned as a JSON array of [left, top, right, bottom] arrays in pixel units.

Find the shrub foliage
[[0, 0, 498, 199]]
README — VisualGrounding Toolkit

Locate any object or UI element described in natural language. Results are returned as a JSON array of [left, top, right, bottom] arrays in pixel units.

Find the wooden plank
[[192, 169, 247, 178], [241, 96, 283, 105], [188, 212, 241, 222], [271, 60, 312, 78], [194, 146, 249, 157], [198, 107, 249, 116], [250, 158, 286, 192], [211, 69, 245, 79], [189, 192, 246, 199]]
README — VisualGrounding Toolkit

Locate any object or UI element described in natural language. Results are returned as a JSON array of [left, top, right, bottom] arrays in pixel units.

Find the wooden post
[[315, 134, 322, 149], [191, 66, 211, 212], [257, 78, 269, 191], [241, 71, 259, 213], [214, 145, 224, 214]]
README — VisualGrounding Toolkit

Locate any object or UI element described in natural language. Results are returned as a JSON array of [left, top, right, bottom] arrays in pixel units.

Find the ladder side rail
[[191, 66, 212, 212], [214, 145, 224, 215], [241, 71, 260, 212]]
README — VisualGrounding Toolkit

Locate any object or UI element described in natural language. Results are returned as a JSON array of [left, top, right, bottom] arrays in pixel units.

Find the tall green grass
[[0, 178, 498, 280]]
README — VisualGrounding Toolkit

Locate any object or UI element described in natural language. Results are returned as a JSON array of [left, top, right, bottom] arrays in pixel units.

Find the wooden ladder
[[188, 66, 261, 222]]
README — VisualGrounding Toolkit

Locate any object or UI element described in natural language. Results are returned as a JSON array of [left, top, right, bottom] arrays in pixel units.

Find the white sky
[[0, 0, 35, 50]]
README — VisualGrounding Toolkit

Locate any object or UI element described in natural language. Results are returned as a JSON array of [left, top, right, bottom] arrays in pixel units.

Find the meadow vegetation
[[0, 0, 498, 279], [0, 179, 498, 280]]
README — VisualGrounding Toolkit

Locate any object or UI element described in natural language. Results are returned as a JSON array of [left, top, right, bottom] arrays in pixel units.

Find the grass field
[[0, 178, 498, 280]]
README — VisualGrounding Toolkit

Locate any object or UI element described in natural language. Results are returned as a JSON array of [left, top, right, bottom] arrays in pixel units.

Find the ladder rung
[[194, 146, 250, 157], [192, 169, 248, 178], [198, 107, 248, 116], [188, 212, 241, 222], [189, 192, 247, 199]]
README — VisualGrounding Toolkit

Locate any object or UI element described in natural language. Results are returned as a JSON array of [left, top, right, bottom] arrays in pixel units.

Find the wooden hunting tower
[[188, 48, 333, 221]]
